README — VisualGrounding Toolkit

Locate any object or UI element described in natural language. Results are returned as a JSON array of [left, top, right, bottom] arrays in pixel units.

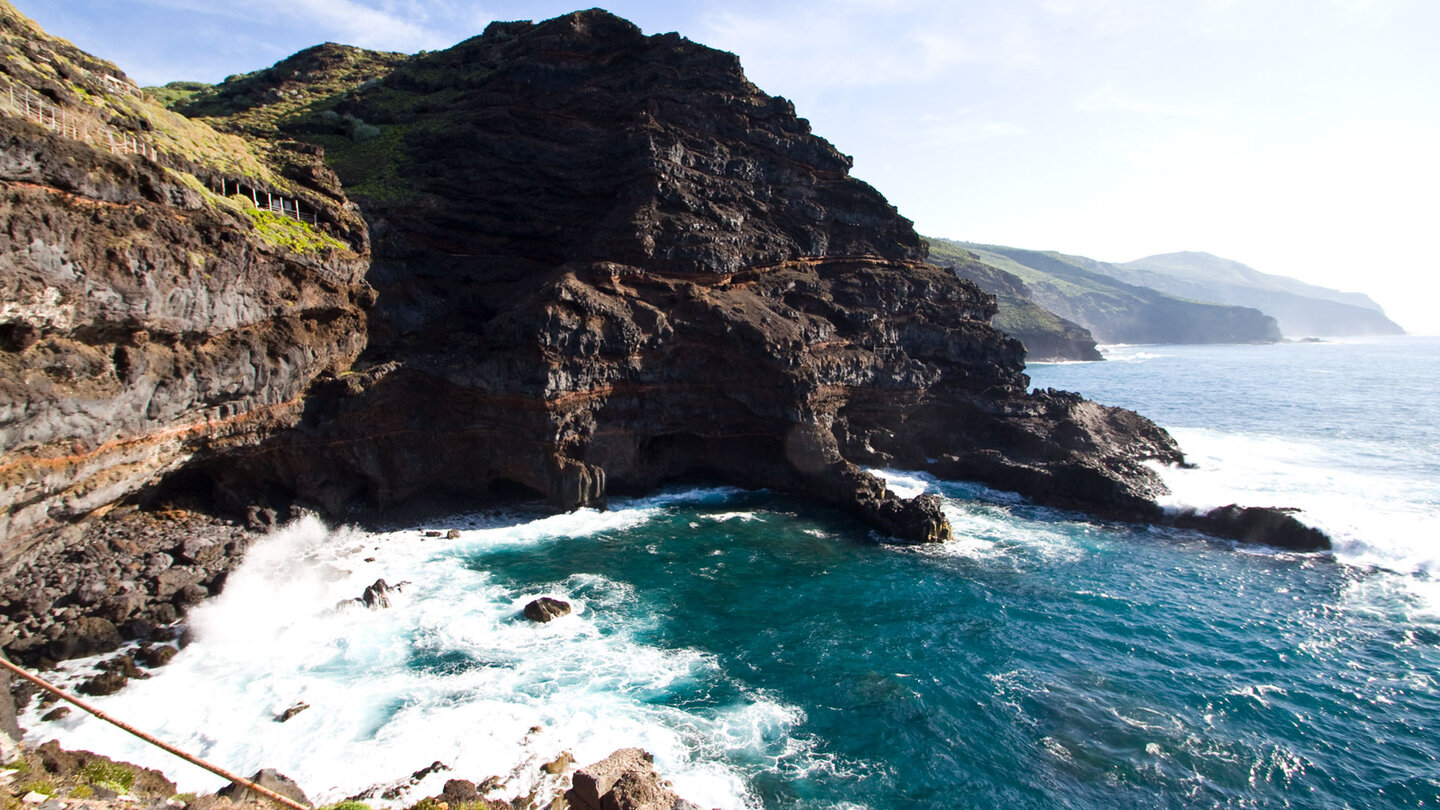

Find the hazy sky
[[17, 0, 1440, 333]]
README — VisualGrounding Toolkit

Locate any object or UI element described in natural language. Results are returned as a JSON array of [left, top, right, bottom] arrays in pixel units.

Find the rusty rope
[[0, 656, 310, 810]]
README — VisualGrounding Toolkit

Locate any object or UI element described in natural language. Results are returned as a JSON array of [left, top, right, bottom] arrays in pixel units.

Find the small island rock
[[523, 598, 572, 623]]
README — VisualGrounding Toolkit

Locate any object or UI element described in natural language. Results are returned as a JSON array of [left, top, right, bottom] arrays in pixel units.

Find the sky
[[16, 0, 1440, 333]]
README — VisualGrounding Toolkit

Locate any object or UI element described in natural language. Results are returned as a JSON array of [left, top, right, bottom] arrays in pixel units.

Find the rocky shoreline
[[1, 5, 1337, 807], [0, 725, 702, 810], [0, 508, 259, 671]]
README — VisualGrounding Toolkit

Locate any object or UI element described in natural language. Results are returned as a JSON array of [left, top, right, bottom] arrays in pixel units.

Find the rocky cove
[[0, 5, 1334, 808]]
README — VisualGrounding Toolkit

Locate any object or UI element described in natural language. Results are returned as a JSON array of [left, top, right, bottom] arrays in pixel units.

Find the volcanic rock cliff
[[1, 7, 1196, 564], [161, 10, 1184, 539], [0, 1, 371, 560]]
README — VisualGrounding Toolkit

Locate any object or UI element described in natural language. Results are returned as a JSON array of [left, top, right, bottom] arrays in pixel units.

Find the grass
[[145, 81, 211, 110], [18, 780, 56, 797], [80, 760, 135, 792], [242, 205, 348, 254]]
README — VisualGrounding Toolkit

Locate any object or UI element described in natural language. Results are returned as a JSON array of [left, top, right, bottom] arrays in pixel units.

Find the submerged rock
[[275, 702, 310, 723], [137, 645, 178, 668], [76, 670, 129, 697]]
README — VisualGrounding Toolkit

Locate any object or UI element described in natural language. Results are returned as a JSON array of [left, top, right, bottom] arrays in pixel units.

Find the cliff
[[925, 238, 1102, 361], [0, 0, 372, 559], [954, 240, 1283, 345], [153, 10, 1184, 540], [0, 5, 1334, 679], [1, 7, 1211, 563]]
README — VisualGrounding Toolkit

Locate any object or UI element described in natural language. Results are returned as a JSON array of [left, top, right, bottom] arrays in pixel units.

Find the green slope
[[930, 239, 1282, 345], [925, 239, 1101, 361]]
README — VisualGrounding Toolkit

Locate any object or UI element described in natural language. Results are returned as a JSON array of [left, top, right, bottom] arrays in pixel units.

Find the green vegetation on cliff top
[[1, 2, 362, 256]]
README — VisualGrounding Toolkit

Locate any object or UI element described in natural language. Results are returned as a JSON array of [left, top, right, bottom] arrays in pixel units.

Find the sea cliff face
[[2, 8, 1195, 608], [166, 11, 1184, 540]]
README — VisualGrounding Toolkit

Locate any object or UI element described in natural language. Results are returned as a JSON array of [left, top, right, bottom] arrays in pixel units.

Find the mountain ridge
[[932, 238, 1283, 345], [1112, 251, 1404, 337]]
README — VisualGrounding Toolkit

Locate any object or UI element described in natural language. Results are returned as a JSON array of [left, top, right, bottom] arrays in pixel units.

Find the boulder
[[523, 597, 572, 623], [441, 779, 479, 804], [45, 617, 122, 661], [566, 749, 699, 810], [218, 769, 312, 808], [1174, 505, 1332, 551]]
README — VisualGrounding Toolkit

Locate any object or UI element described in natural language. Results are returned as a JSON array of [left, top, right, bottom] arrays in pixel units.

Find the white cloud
[[1076, 84, 1225, 118], [909, 110, 1027, 147], [133, 0, 481, 52], [696, 1, 1041, 91]]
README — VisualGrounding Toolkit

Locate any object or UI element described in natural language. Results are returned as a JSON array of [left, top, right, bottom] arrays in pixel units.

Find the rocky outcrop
[[523, 597, 571, 623], [566, 748, 701, 810], [169, 10, 1183, 543], [1172, 505, 1331, 551]]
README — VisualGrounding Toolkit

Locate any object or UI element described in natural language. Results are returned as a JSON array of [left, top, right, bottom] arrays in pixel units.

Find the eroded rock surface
[[0, 4, 372, 559], [184, 10, 1182, 542], [566, 748, 701, 810]]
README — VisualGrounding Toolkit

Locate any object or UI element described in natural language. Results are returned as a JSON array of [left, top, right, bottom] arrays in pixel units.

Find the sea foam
[[23, 510, 773, 809]]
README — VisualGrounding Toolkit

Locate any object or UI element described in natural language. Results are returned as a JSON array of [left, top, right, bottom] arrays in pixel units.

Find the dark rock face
[[186, 10, 1182, 543], [1174, 505, 1332, 551], [523, 597, 571, 623], [0, 16, 372, 557]]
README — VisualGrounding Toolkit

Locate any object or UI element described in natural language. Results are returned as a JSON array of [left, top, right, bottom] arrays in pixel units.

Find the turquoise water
[[27, 338, 1440, 809]]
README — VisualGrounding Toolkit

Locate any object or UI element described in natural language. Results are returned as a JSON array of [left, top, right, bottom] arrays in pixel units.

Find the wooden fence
[[0, 73, 319, 226], [0, 73, 159, 160], [215, 178, 319, 226]]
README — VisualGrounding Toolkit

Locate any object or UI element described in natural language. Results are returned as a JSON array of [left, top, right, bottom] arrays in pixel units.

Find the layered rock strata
[[0, 1, 371, 559], [179, 10, 1184, 542]]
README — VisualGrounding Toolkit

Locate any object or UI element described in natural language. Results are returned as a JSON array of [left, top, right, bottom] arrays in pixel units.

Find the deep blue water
[[30, 338, 1440, 809]]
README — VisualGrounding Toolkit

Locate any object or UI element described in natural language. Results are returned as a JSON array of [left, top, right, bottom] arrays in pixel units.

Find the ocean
[[24, 337, 1440, 809]]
